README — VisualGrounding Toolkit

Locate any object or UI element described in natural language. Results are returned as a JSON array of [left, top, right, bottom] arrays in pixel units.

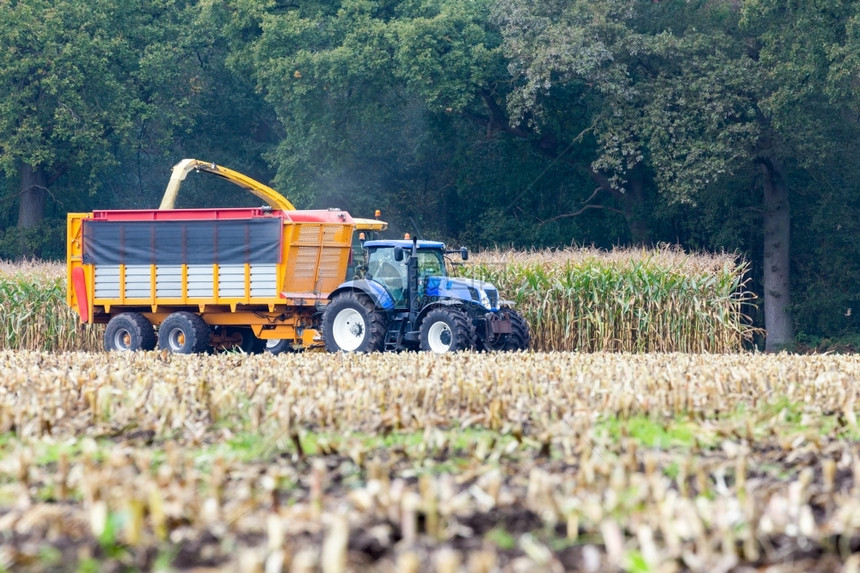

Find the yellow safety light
[[375, 209, 381, 218], [404, 233, 411, 240], [359, 232, 366, 242]]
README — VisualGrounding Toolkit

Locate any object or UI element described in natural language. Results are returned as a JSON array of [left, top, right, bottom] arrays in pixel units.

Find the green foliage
[[493, 0, 761, 203], [0, 223, 62, 260], [232, 0, 505, 209], [485, 527, 516, 550]]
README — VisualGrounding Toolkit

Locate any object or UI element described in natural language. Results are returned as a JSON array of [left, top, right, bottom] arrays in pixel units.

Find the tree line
[[1, 0, 858, 351]]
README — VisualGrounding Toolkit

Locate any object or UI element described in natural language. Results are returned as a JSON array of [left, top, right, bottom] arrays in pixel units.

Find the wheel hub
[[332, 307, 367, 351], [168, 329, 186, 350], [427, 321, 453, 353], [115, 329, 132, 350]]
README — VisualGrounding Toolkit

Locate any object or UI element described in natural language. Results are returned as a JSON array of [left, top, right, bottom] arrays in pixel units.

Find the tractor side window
[[417, 250, 443, 279]]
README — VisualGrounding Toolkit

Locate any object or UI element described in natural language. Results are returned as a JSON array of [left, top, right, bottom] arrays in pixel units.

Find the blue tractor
[[321, 238, 530, 353]]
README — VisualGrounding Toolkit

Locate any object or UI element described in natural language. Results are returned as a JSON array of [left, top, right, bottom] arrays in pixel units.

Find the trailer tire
[[104, 313, 156, 352], [158, 311, 211, 354], [265, 339, 294, 355], [227, 327, 266, 354], [419, 307, 476, 353], [481, 309, 530, 352], [323, 292, 386, 353]]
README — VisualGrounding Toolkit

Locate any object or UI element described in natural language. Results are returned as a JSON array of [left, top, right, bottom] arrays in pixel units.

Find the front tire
[[158, 311, 211, 354], [322, 292, 387, 352], [104, 313, 156, 352], [419, 307, 476, 353]]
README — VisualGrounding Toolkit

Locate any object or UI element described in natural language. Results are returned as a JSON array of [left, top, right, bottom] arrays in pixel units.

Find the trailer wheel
[[265, 339, 294, 355], [323, 292, 386, 352], [481, 309, 531, 352], [226, 327, 266, 354], [419, 307, 476, 353], [104, 313, 156, 352], [158, 312, 211, 354]]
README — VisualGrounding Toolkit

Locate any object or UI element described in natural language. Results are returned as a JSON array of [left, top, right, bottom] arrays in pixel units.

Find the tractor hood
[[425, 276, 501, 311]]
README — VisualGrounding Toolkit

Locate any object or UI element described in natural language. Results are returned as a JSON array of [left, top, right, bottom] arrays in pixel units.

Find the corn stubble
[[1, 350, 859, 571]]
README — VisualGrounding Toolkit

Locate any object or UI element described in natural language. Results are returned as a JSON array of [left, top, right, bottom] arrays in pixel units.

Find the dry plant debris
[[0, 350, 859, 572]]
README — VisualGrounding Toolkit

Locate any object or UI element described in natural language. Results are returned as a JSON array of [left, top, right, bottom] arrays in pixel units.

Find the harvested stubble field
[[1, 350, 860, 572]]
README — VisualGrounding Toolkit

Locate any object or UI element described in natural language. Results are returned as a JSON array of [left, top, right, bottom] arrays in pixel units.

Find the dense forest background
[[0, 0, 858, 351]]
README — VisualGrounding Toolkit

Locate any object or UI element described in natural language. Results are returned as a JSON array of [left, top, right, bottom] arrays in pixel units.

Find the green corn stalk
[[0, 267, 102, 352], [458, 248, 755, 353]]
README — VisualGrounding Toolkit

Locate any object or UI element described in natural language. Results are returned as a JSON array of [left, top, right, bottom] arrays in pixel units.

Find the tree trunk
[[760, 156, 793, 352], [17, 163, 47, 258], [589, 168, 652, 245], [617, 172, 652, 246]]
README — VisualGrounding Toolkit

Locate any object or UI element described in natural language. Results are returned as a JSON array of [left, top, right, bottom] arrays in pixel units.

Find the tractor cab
[[363, 240, 446, 307]]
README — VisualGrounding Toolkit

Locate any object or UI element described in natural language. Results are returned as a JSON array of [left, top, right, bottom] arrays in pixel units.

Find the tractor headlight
[[480, 289, 491, 309]]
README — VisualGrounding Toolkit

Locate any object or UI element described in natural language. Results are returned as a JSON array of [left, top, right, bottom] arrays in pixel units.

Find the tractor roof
[[363, 239, 445, 249]]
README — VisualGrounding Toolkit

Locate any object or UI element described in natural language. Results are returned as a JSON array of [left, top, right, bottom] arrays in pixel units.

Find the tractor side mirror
[[460, 247, 469, 261], [394, 246, 404, 262]]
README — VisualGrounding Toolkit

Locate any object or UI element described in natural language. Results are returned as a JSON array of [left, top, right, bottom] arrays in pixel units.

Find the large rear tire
[[158, 312, 211, 354], [419, 307, 476, 353], [104, 313, 156, 352], [322, 292, 387, 353], [481, 309, 531, 352]]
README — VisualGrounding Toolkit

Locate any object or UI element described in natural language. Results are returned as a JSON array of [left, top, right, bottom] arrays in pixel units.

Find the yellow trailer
[[67, 159, 386, 353]]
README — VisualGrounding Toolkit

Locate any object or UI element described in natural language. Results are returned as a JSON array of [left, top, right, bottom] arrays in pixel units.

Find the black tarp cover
[[82, 219, 282, 265]]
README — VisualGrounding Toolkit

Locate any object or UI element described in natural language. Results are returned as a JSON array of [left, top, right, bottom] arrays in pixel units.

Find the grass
[[594, 415, 703, 449]]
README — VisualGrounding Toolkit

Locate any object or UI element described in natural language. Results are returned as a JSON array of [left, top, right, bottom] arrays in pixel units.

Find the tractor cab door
[[366, 247, 408, 307]]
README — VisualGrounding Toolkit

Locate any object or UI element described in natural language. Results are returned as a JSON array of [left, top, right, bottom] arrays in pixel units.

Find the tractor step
[[384, 318, 406, 351]]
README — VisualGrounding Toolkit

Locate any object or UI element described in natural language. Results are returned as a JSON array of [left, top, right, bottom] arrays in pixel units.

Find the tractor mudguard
[[415, 299, 465, 324], [329, 280, 396, 310]]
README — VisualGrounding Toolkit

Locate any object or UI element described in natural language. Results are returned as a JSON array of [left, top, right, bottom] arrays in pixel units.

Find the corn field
[[0, 261, 101, 352], [458, 247, 754, 353], [1, 248, 754, 353], [0, 350, 859, 572]]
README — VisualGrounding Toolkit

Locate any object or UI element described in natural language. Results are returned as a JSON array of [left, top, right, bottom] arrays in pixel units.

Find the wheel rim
[[427, 321, 452, 353], [332, 308, 366, 351], [167, 328, 186, 351], [266, 339, 281, 350], [113, 328, 133, 351]]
